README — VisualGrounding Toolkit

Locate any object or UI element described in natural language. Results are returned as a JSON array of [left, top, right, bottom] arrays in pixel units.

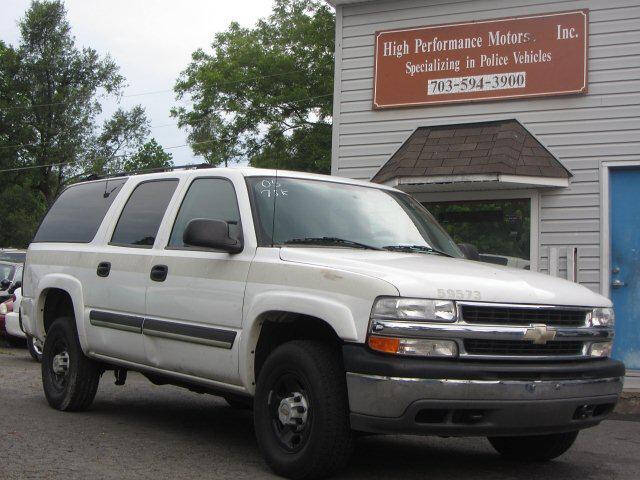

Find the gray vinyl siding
[[331, 0, 640, 293]]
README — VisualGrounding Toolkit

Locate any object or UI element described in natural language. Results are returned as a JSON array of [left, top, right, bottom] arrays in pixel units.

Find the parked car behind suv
[[21, 168, 624, 479], [0, 253, 24, 303]]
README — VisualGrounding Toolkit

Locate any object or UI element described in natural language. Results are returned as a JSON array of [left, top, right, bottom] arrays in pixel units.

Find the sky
[[0, 0, 278, 166]]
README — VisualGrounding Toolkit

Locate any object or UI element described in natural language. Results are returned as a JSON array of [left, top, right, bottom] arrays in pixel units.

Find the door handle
[[150, 265, 168, 282], [96, 262, 111, 278], [611, 279, 625, 289]]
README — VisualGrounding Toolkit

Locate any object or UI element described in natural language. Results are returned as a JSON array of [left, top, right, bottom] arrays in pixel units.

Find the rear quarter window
[[33, 179, 127, 243]]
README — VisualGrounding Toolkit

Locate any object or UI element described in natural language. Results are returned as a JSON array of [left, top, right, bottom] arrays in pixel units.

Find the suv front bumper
[[343, 345, 625, 436]]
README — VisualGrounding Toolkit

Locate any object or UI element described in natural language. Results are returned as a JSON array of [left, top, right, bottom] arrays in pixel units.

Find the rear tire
[[488, 431, 579, 461], [254, 340, 353, 480], [27, 335, 43, 362], [42, 317, 100, 411]]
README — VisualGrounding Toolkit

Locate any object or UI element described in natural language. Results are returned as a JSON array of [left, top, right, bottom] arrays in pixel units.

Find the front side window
[[247, 177, 462, 257], [169, 178, 241, 248], [111, 180, 178, 247], [33, 179, 126, 243]]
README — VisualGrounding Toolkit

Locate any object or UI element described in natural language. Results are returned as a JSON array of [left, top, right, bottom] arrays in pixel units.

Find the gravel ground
[[1, 341, 639, 480]]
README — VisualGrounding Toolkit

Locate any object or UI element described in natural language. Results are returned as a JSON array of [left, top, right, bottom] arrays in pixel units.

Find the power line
[[0, 120, 316, 174], [0, 139, 217, 173], [3, 70, 309, 111], [0, 93, 333, 151]]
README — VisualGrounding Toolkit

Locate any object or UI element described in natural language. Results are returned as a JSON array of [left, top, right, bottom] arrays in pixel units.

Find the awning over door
[[371, 120, 571, 192]]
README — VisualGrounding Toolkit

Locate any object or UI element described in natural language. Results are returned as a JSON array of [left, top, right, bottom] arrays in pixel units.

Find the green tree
[[0, 1, 150, 202], [173, 0, 334, 172], [122, 138, 173, 173], [85, 106, 151, 176], [0, 1, 155, 247]]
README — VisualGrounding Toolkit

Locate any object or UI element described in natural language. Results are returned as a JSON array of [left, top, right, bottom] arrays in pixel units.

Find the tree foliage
[[0, 0, 125, 203], [123, 138, 173, 173], [173, 0, 335, 172], [0, 1, 167, 247]]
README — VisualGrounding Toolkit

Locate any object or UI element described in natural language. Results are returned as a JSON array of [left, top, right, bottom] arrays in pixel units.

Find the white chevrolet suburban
[[21, 167, 624, 479]]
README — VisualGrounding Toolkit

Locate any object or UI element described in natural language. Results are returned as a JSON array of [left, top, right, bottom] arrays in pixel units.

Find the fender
[[238, 278, 399, 392], [33, 274, 88, 352]]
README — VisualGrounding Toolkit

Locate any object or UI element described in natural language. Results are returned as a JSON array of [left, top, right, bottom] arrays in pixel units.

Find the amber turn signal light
[[368, 336, 400, 354]]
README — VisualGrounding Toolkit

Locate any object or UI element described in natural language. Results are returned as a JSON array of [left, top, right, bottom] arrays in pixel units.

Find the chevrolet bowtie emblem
[[523, 324, 557, 345]]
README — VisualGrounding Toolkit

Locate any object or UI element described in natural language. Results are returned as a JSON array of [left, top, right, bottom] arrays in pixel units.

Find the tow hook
[[114, 367, 128, 386], [574, 404, 595, 420]]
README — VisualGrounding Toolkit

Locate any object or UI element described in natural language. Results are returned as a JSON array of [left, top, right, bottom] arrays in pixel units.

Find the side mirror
[[183, 219, 243, 254], [457, 243, 480, 261], [0, 279, 10, 291]]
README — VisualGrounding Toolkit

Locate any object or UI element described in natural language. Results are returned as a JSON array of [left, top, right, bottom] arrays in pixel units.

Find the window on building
[[33, 179, 127, 243], [111, 180, 178, 247], [168, 178, 241, 248], [424, 199, 531, 269]]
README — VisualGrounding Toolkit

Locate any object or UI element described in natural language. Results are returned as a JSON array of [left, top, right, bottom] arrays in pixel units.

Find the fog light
[[589, 342, 613, 357], [369, 336, 458, 357]]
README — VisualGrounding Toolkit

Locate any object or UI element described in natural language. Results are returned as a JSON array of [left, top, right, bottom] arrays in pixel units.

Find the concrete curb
[[616, 391, 640, 415]]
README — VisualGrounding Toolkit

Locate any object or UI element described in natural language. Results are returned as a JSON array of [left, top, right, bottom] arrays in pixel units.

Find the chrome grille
[[461, 305, 587, 327], [464, 339, 584, 356]]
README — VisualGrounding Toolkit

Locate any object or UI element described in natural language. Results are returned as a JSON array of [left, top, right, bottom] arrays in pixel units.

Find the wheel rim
[[32, 337, 43, 356], [49, 338, 70, 390], [267, 372, 312, 453]]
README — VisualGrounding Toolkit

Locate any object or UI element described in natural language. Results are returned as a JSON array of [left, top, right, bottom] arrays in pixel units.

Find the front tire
[[488, 431, 579, 461], [27, 335, 43, 362], [42, 317, 101, 411], [254, 340, 353, 479]]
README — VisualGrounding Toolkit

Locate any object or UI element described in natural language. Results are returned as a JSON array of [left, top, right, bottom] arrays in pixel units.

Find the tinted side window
[[111, 180, 178, 247], [169, 178, 241, 248], [33, 179, 126, 243]]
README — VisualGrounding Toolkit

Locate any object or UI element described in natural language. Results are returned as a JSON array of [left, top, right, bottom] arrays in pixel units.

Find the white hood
[[279, 247, 611, 308]]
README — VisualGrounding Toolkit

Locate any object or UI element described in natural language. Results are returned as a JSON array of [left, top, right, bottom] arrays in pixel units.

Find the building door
[[610, 168, 640, 370]]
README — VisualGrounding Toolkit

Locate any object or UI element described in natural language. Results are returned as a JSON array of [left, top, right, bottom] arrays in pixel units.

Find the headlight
[[371, 297, 456, 322], [0, 303, 7, 315], [589, 307, 615, 327]]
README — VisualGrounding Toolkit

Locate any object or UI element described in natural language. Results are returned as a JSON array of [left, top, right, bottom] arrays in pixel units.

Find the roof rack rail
[[83, 162, 215, 182]]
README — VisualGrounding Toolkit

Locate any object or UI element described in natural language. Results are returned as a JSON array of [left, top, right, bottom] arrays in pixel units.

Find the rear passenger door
[[85, 179, 179, 364], [144, 175, 252, 385]]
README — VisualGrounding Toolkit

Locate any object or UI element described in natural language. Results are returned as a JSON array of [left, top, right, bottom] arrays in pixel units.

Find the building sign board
[[373, 10, 588, 109]]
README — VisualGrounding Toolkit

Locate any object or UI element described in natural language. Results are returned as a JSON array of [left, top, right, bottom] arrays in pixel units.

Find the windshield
[[0, 252, 25, 263], [247, 177, 463, 257]]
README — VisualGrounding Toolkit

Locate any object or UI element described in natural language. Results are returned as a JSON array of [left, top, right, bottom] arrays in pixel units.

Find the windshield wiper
[[383, 244, 453, 257], [284, 237, 383, 251]]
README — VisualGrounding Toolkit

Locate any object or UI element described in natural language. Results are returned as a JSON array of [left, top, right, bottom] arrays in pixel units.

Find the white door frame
[[412, 189, 540, 272], [599, 160, 640, 299]]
